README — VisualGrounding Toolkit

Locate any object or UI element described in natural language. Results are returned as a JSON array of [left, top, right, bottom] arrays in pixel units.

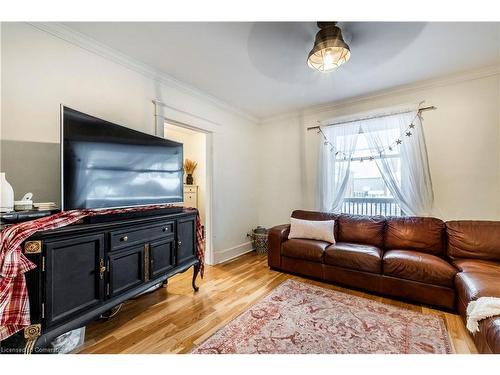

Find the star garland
[[318, 111, 423, 162]]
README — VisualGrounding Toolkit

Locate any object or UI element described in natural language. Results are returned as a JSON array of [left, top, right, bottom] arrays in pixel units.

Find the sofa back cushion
[[292, 210, 339, 221], [446, 221, 500, 261], [385, 217, 445, 255], [292, 210, 340, 238], [337, 214, 386, 247]]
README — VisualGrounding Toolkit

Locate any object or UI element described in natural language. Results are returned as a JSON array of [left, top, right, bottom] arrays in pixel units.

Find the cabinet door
[[177, 216, 197, 265], [45, 234, 104, 328], [108, 245, 145, 297], [150, 237, 175, 279]]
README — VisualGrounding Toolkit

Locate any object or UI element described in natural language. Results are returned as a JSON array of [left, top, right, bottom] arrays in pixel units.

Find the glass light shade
[[308, 24, 351, 72]]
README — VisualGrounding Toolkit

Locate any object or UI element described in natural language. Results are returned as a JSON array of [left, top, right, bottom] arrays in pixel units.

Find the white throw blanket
[[466, 297, 500, 333]]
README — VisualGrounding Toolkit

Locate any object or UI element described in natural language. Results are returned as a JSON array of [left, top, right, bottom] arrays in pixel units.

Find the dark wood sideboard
[[1, 209, 200, 353]]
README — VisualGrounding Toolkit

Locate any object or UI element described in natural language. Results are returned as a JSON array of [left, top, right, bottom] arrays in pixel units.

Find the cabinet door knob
[[178, 240, 182, 247], [163, 227, 169, 232], [120, 236, 128, 242]]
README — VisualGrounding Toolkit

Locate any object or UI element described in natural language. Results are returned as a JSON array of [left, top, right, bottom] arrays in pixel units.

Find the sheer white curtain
[[318, 122, 359, 212], [361, 111, 434, 216], [318, 109, 434, 216]]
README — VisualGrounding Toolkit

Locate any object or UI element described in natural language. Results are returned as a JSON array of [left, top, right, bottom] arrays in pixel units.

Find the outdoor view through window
[[341, 131, 403, 216]]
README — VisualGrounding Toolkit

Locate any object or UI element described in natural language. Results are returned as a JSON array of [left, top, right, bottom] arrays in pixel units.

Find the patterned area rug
[[192, 280, 452, 354]]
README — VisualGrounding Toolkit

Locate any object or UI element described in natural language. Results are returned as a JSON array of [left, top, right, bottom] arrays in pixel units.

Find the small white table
[[183, 185, 198, 209]]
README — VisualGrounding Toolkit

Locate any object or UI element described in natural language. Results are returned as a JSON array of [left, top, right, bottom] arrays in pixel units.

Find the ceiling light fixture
[[308, 22, 351, 73]]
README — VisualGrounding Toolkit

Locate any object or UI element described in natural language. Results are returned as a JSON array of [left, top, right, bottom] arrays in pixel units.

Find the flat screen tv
[[61, 106, 184, 210]]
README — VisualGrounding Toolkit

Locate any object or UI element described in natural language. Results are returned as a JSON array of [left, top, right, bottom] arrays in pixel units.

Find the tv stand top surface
[[27, 207, 197, 239], [83, 206, 185, 224]]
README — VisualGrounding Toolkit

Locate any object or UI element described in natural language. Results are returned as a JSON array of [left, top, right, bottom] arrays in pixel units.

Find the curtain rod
[[306, 106, 437, 131]]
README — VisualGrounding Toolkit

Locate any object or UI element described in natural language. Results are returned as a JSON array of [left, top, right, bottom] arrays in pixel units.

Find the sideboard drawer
[[109, 221, 174, 251], [184, 194, 196, 206], [184, 186, 197, 193]]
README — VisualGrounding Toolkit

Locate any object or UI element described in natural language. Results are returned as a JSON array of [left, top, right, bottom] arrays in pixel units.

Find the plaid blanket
[[0, 206, 204, 341]]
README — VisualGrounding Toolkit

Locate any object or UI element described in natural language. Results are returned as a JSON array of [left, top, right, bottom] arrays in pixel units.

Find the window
[[340, 132, 403, 216], [318, 109, 433, 217]]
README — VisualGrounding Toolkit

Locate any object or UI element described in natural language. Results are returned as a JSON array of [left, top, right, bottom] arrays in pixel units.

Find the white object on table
[[34, 202, 57, 211], [0, 172, 14, 213], [14, 192, 34, 211]]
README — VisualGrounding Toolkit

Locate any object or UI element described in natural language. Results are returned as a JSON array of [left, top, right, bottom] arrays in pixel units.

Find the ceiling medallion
[[307, 22, 351, 73]]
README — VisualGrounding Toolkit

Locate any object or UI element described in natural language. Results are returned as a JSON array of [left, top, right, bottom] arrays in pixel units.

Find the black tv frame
[[60, 105, 185, 211]]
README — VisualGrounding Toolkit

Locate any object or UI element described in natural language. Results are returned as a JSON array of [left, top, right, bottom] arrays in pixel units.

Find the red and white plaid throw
[[0, 205, 204, 341]]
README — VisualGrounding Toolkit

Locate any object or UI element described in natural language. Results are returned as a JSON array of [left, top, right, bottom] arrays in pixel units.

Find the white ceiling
[[61, 22, 500, 119]]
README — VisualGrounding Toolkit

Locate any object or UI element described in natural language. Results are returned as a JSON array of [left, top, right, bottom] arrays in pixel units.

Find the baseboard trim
[[214, 241, 254, 264]]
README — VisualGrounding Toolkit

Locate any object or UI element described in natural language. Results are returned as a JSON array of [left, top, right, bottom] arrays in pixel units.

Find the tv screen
[[61, 106, 183, 210]]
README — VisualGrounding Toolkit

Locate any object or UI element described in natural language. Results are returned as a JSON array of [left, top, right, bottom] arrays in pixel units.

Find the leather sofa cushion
[[324, 242, 382, 274], [281, 239, 329, 262], [452, 259, 500, 274], [383, 250, 457, 287], [385, 217, 445, 256], [477, 317, 500, 354], [337, 214, 385, 247], [455, 272, 500, 304], [292, 210, 339, 222], [447, 221, 500, 261]]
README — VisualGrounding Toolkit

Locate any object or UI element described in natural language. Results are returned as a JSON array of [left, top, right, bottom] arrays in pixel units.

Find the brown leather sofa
[[268, 210, 500, 354]]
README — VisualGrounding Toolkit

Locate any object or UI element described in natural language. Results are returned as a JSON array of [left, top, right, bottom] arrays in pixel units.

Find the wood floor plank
[[77, 253, 476, 354]]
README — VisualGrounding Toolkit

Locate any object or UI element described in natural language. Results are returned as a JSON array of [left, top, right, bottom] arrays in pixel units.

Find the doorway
[[164, 121, 213, 265]]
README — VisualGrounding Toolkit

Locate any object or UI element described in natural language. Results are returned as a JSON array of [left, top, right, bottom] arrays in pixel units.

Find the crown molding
[[301, 64, 500, 117], [259, 110, 303, 125], [260, 64, 500, 123], [27, 22, 259, 125]]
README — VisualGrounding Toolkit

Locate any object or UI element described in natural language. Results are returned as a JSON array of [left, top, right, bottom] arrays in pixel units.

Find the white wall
[[0, 22, 257, 264], [259, 67, 500, 227], [257, 114, 304, 226]]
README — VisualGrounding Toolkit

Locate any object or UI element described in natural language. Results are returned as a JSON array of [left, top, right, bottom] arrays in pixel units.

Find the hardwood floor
[[78, 252, 477, 354]]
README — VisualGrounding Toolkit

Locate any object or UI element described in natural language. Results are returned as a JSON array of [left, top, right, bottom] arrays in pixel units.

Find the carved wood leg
[[24, 324, 41, 354], [192, 262, 200, 292], [99, 303, 123, 320]]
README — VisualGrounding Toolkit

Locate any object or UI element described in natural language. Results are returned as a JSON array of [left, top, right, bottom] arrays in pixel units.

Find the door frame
[[155, 104, 215, 266]]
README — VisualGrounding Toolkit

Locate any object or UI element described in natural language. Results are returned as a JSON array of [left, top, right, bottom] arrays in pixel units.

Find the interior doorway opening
[[164, 121, 213, 265]]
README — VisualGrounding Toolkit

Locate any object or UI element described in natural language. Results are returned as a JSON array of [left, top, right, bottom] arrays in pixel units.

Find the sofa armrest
[[268, 224, 290, 268]]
